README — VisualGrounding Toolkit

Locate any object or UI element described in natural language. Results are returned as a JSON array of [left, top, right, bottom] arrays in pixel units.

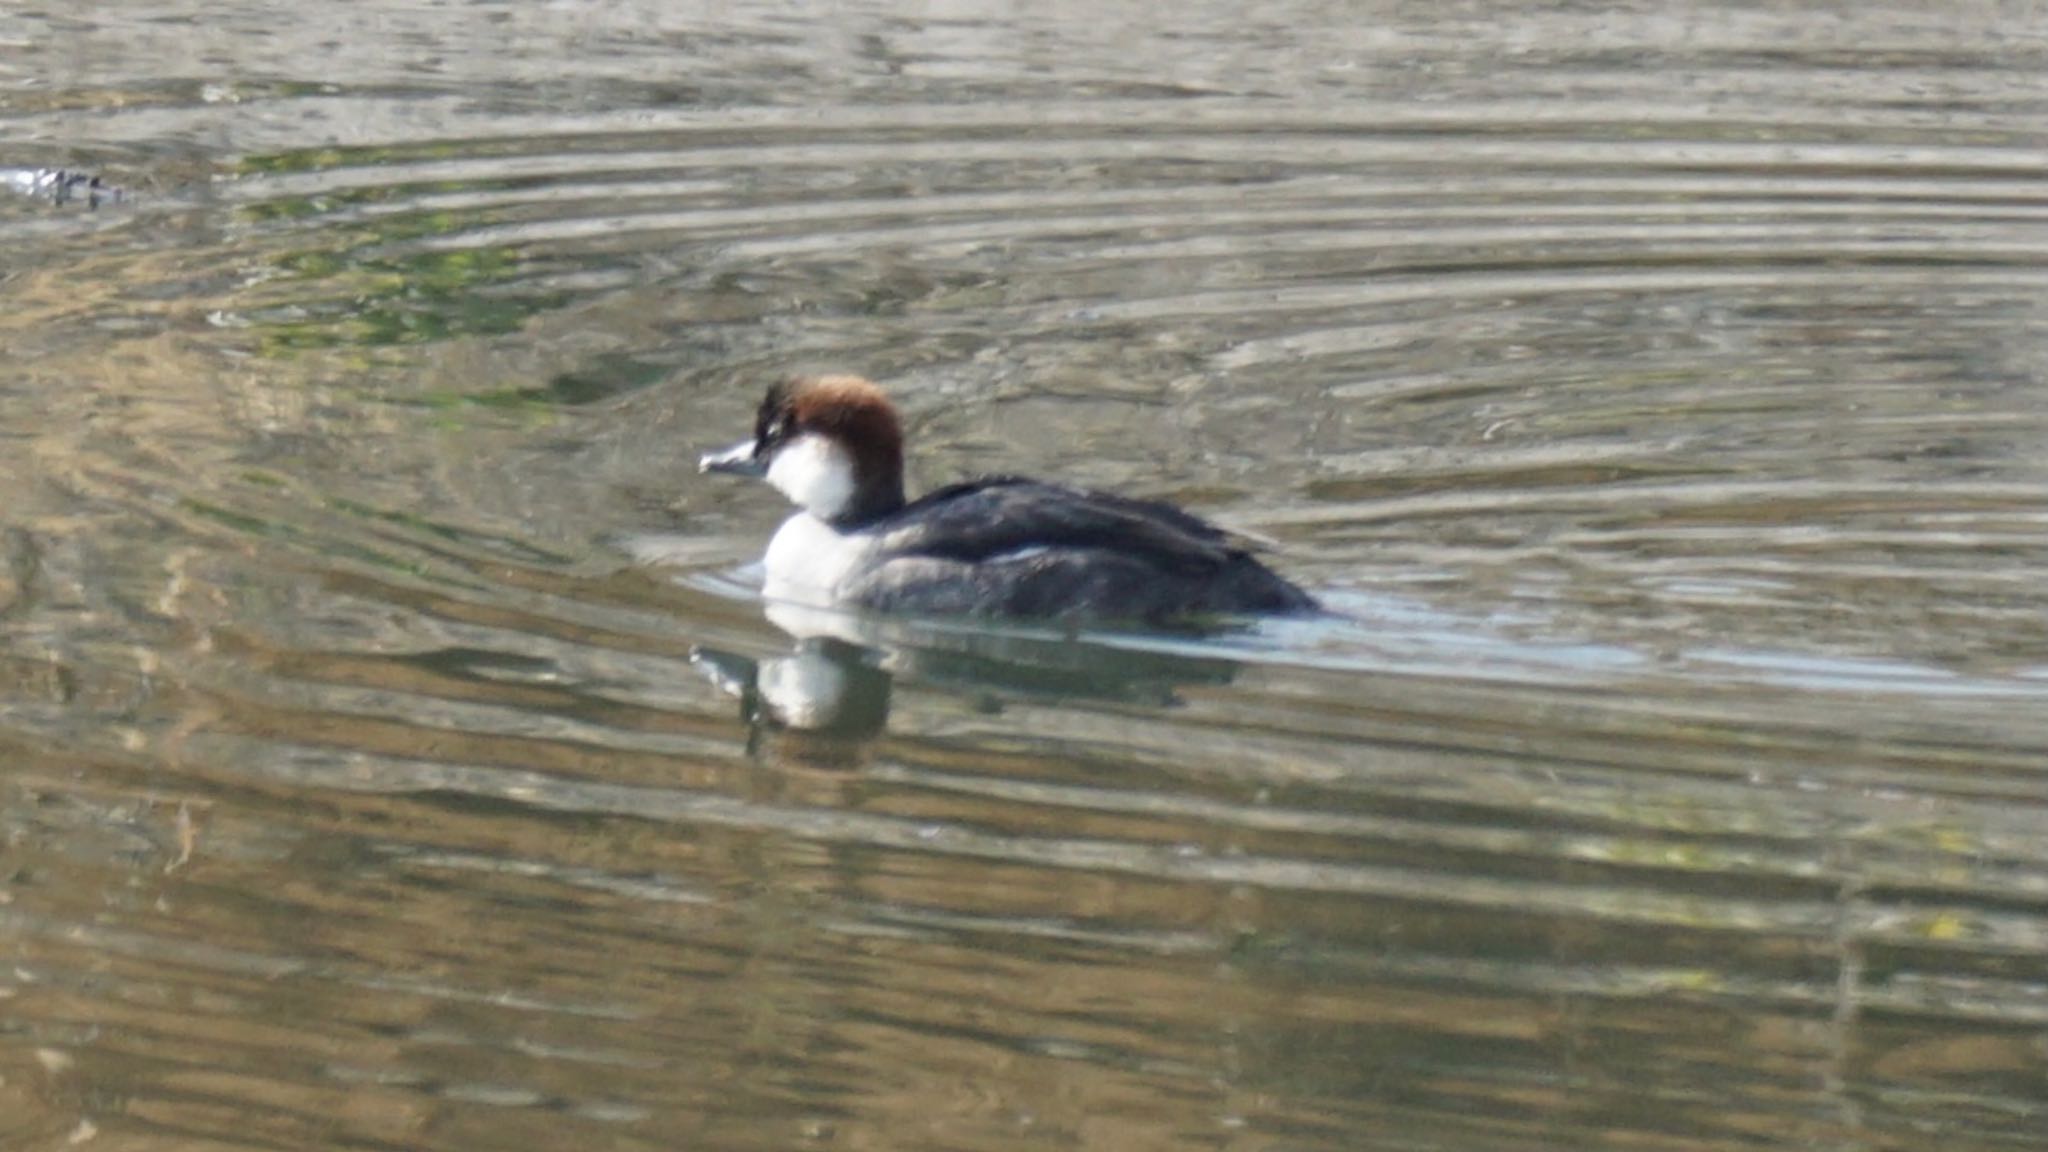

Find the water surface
[[4, 3, 2048, 1149]]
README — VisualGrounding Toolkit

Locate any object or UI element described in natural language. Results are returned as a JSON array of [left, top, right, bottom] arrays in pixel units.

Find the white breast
[[762, 512, 875, 608]]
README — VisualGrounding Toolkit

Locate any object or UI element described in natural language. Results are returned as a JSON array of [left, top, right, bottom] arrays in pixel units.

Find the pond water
[[4, 3, 2048, 1149]]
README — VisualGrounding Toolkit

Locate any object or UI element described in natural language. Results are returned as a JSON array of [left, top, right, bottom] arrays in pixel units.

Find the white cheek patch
[[766, 434, 857, 520]]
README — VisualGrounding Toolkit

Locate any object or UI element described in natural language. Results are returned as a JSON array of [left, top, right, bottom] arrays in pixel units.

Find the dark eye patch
[[754, 406, 796, 455], [752, 381, 803, 455]]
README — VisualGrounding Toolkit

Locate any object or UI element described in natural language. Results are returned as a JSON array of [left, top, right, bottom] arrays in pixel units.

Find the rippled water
[[5, 3, 2048, 1149]]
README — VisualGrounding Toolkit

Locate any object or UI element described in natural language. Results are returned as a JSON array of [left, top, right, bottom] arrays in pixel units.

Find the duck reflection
[[691, 638, 894, 740], [690, 596, 1244, 744]]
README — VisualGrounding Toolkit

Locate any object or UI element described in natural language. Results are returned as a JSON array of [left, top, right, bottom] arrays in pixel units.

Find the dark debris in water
[[4, 168, 130, 209]]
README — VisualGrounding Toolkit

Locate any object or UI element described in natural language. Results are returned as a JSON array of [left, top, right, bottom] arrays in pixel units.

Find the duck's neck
[[829, 475, 905, 529]]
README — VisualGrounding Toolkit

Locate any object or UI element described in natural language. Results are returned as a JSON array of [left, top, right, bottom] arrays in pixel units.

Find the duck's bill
[[699, 439, 766, 476]]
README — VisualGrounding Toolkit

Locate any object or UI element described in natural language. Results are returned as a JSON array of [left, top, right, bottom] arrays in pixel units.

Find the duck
[[700, 375, 1318, 625]]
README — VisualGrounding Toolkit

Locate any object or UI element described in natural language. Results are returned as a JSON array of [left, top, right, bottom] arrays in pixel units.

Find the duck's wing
[[872, 477, 1244, 574]]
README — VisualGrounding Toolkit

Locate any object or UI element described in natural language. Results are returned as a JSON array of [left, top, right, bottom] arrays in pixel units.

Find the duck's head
[[700, 375, 907, 526]]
